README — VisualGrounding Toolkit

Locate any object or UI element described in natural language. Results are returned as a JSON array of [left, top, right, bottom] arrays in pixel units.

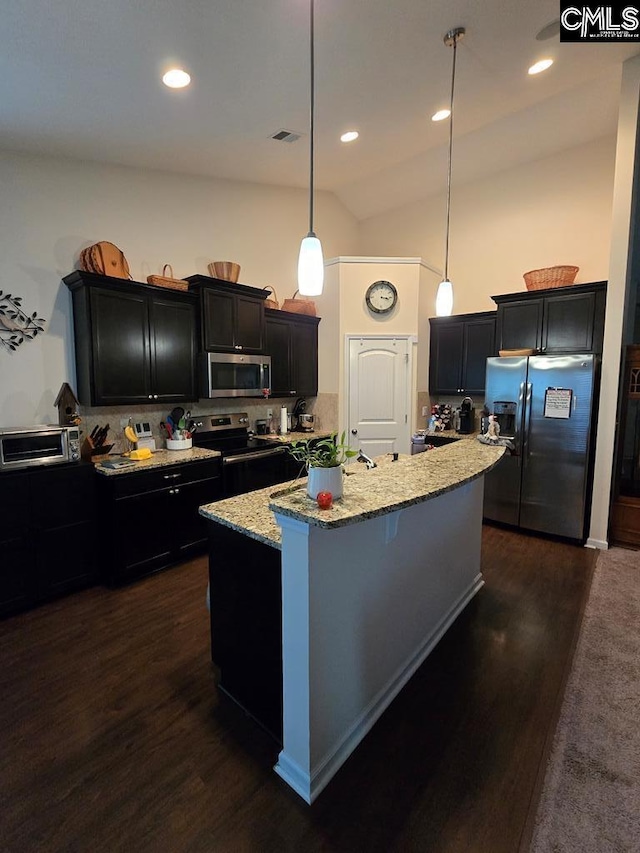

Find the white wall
[[0, 149, 359, 427], [590, 55, 640, 547], [357, 133, 631, 546], [317, 257, 436, 433], [358, 136, 616, 315]]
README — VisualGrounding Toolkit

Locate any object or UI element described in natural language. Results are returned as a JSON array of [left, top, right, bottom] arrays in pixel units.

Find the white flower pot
[[307, 465, 343, 500]]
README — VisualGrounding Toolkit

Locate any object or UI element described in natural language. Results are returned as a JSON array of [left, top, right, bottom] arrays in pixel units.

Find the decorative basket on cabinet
[[281, 290, 317, 316], [262, 286, 280, 310], [147, 264, 189, 291], [523, 265, 579, 291]]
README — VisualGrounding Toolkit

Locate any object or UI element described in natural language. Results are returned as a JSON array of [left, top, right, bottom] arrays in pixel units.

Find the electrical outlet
[[267, 408, 273, 418], [421, 406, 429, 417]]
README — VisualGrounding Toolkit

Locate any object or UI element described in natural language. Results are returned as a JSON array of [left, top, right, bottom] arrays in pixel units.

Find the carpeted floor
[[530, 547, 640, 852]]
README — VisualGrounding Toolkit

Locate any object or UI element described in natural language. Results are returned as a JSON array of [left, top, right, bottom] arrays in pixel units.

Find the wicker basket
[[263, 286, 280, 310], [281, 290, 316, 316], [147, 264, 189, 291], [523, 265, 579, 291]]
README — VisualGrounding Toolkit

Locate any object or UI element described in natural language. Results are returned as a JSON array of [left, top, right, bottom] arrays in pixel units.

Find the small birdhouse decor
[[55, 382, 81, 426]]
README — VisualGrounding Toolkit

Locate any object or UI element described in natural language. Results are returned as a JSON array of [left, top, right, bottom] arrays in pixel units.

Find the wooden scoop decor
[[79, 241, 131, 279]]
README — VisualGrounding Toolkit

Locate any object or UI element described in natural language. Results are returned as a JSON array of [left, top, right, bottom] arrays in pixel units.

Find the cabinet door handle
[[148, 395, 153, 399], [163, 473, 182, 480], [154, 394, 158, 399], [289, 390, 296, 395]]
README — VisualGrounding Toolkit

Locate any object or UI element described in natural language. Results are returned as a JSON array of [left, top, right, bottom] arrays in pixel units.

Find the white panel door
[[348, 337, 411, 457]]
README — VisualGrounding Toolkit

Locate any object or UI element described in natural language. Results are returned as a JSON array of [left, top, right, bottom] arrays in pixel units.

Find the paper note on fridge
[[544, 388, 573, 419]]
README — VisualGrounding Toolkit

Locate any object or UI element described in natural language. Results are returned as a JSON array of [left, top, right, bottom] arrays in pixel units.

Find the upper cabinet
[[64, 271, 198, 406], [493, 281, 607, 354], [429, 311, 496, 395], [186, 275, 267, 353], [265, 309, 320, 397]]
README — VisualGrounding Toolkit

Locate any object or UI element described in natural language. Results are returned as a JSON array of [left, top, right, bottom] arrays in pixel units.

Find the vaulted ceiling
[[2, 0, 638, 219]]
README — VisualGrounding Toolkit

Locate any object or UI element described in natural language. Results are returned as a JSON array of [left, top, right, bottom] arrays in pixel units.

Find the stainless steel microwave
[[200, 352, 271, 398], [0, 425, 81, 472]]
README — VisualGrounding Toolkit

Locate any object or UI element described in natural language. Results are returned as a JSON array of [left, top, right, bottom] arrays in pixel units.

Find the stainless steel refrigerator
[[483, 354, 597, 541]]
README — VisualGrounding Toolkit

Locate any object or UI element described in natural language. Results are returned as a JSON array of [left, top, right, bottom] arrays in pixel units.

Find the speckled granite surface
[[252, 430, 335, 444], [94, 447, 221, 476], [199, 438, 504, 547]]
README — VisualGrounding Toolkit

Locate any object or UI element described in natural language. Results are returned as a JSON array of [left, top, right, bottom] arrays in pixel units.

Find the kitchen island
[[200, 438, 505, 803]]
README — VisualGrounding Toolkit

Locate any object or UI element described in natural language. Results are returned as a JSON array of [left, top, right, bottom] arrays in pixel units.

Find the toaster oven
[[0, 425, 81, 472]]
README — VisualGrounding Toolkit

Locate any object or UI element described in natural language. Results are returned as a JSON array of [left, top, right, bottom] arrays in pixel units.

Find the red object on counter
[[317, 491, 333, 509]]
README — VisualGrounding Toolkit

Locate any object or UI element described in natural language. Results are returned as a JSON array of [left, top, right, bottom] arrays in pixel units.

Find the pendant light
[[435, 26, 465, 317], [298, 0, 324, 296]]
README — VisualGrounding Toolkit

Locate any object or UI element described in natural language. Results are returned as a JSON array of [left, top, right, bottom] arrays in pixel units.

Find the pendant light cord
[[308, 0, 316, 237], [443, 32, 459, 282]]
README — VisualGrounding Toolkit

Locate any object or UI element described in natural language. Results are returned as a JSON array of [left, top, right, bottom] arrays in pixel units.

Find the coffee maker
[[292, 398, 314, 431], [458, 397, 475, 434]]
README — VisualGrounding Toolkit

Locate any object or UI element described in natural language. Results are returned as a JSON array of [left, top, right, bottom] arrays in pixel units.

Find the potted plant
[[287, 431, 358, 500]]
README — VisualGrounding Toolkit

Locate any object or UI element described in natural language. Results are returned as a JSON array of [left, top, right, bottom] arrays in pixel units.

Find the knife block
[[81, 436, 114, 461]]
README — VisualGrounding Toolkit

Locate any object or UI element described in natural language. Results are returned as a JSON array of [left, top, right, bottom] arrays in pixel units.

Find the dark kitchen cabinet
[[64, 271, 198, 406], [265, 309, 320, 397], [186, 275, 267, 353], [0, 463, 97, 617], [97, 457, 222, 585], [493, 281, 606, 354], [429, 311, 496, 395], [207, 522, 283, 742]]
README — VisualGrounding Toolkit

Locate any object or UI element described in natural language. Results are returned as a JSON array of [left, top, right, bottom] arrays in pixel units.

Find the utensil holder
[[166, 438, 193, 450]]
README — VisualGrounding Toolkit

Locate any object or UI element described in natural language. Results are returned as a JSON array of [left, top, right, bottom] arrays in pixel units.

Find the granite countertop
[[252, 430, 335, 444], [199, 438, 504, 547], [94, 447, 221, 476]]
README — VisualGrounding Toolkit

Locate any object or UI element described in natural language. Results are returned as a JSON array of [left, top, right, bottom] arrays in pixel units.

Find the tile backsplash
[[80, 394, 335, 454]]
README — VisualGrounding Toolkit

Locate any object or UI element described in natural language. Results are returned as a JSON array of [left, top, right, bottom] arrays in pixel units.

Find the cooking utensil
[[170, 407, 185, 425]]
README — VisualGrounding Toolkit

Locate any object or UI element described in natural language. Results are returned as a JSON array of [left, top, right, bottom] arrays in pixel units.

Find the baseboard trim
[[585, 537, 608, 550], [275, 574, 485, 804]]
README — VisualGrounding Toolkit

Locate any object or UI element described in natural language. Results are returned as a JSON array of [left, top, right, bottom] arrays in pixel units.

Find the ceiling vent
[[270, 129, 302, 143]]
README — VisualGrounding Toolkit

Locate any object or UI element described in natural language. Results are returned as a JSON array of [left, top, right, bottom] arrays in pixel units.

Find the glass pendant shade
[[297, 233, 324, 296], [435, 278, 454, 316]]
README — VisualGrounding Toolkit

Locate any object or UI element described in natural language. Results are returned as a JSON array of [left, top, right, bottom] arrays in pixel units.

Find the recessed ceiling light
[[432, 109, 451, 122], [528, 58, 553, 75], [162, 68, 191, 89], [340, 130, 359, 143]]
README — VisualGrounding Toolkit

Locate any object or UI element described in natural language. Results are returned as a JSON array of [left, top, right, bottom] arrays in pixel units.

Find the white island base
[[273, 477, 485, 804]]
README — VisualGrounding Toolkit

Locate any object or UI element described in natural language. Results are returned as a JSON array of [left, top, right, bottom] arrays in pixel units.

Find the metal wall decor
[[0, 291, 46, 352]]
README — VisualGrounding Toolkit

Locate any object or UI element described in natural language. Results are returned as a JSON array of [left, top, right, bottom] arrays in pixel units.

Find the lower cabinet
[[208, 523, 283, 742], [97, 458, 223, 585], [0, 463, 97, 617]]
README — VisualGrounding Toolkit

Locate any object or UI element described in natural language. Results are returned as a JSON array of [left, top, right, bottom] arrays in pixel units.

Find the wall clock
[[365, 280, 398, 315]]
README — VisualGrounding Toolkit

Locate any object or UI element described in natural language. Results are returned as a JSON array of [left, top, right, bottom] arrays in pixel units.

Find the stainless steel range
[[191, 412, 299, 497]]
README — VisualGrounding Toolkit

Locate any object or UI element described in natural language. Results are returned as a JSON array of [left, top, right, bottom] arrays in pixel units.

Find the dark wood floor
[[0, 525, 596, 853]]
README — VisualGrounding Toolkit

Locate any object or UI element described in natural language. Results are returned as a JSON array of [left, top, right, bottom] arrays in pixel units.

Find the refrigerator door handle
[[522, 382, 533, 468]]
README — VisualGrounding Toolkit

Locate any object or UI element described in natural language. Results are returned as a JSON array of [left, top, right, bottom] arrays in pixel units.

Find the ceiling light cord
[[297, 0, 324, 297], [443, 32, 458, 283], [436, 26, 464, 317], [308, 0, 316, 237]]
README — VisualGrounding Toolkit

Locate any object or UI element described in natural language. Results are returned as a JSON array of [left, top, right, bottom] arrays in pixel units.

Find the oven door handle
[[223, 447, 287, 465]]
